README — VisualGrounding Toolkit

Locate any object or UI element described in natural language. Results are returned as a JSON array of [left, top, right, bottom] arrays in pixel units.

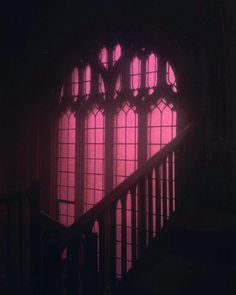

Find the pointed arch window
[[55, 44, 178, 232], [113, 103, 138, 187], [147, 99, 177, 157], [56, 109, 76, 226], [84, 106, 105, 211]]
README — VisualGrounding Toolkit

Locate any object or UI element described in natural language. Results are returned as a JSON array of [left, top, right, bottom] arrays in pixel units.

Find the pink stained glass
[[72, 67, 79, 96], [130, 57, 141, 91], [99, 74, 105, 94], [147, 99, 177, 158], [115, 74, 121, 93], [113, 104, 138, 188], [84, 106, 105, 212], [166, 62, 177, 93], [146, 53, 158, 88], [57, 110, 76, 226], [58, 203, 75, 226], [113, 44, 122, 65], [99, 47, 108, 69], [84, 65, 91, 95]]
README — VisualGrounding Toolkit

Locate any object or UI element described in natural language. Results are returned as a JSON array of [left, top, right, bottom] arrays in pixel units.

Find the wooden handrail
[[47, 111, 207, 294], [0, 190, 31, 203], [0, 182, 41, 295], [41, 211, 66, 233], [61, 122, 192, 246]]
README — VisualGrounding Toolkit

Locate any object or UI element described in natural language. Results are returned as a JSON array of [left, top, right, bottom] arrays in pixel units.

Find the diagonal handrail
[[46, 112, 206, 294], [61, 122, 193, 246]]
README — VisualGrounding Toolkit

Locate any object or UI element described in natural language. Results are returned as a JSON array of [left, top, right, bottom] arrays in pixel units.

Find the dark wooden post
[[138, 177, 146, 256], [147, 171, 153, 244], [109, 204, 117, 292], [30, 181, 41, 295]]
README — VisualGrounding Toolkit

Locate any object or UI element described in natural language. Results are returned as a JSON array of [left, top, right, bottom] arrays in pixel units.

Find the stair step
[[115, 206, 236, 295]]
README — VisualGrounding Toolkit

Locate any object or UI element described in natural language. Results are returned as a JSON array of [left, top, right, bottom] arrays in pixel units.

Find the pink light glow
[[115, 74, 121, 93], [99, 47, 108, 69], [113, 104, 138, 187], [113, 44, 122, 65], [84, 65, 91, 95], [72, 67, 79, 96], [84, 106, 105, 212], [59, 203, 75, 226], [166, 62, 177, 93], [99, 74, 105, 93], [57, 110, 76, 226], [146, 53, 157, 88], [147, 99, 177, 157], [130, 57, 141, 91]]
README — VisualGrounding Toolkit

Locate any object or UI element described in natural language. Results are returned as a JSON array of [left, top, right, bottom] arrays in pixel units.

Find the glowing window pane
[[57, 110, 76, 226], [72, 67, 79, 97], [147, 99, 177, 157], [84, 65, 91, 95], [115, 74, 121, 93], [58, 203, 75, 226], [116, 200, 122, 278], [84, 106, 105, 212], [99, 74, 105, 94], [99, 47, 108, 69], [113, 104, 138, 188], [166, 62, 177, 93], [130, 57, 141, 93], [146, 53, 157, 88], [113, 44, 122, 65]]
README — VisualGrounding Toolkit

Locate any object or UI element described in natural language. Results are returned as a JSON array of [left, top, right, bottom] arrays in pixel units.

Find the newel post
[[30, 181, 41, 295]]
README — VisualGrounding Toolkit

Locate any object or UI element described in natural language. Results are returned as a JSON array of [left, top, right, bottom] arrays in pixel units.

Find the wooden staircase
[[114, 201, 236, 295], [1, 115, 211, 295], [42, 119, 203, 295]]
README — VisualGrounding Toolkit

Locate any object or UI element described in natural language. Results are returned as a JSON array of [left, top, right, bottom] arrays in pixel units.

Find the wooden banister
[[62, 123, 192, 246], [41, 211, 66, 233], [49, 111, 206, 295], [0, 182, 41, 295]]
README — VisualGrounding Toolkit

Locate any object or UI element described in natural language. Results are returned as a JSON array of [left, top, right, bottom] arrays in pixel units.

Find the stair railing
[[54, 117, 204, 295], [0, 182, 41, 295]]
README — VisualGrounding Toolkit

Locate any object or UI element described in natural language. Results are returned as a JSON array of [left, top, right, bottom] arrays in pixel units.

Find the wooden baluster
[[121, 195, 127, 277], [104, 209, 113, 295], [175, 145, 182, 209], [131, 186, 137, 263], [155, 166, 161, 233], [147, 171, 153, 245], [168, 152, 174, 216], [68, 242, 81, 295], [0, 202, 8, 294], [83, 231, 99, 295], [138, 177, 146, 256], [6, 202, 11, 294], [98, 215, 105, 292], [48, 243, 63, 295], [19, 198, 23, 294], [162, 159, 167, 224], [30, 183, 41, 295], [109, 204, 117, 290]]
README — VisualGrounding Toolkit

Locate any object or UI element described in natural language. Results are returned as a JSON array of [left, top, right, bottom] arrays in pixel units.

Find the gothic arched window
[[54, 44, 178, 229]]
